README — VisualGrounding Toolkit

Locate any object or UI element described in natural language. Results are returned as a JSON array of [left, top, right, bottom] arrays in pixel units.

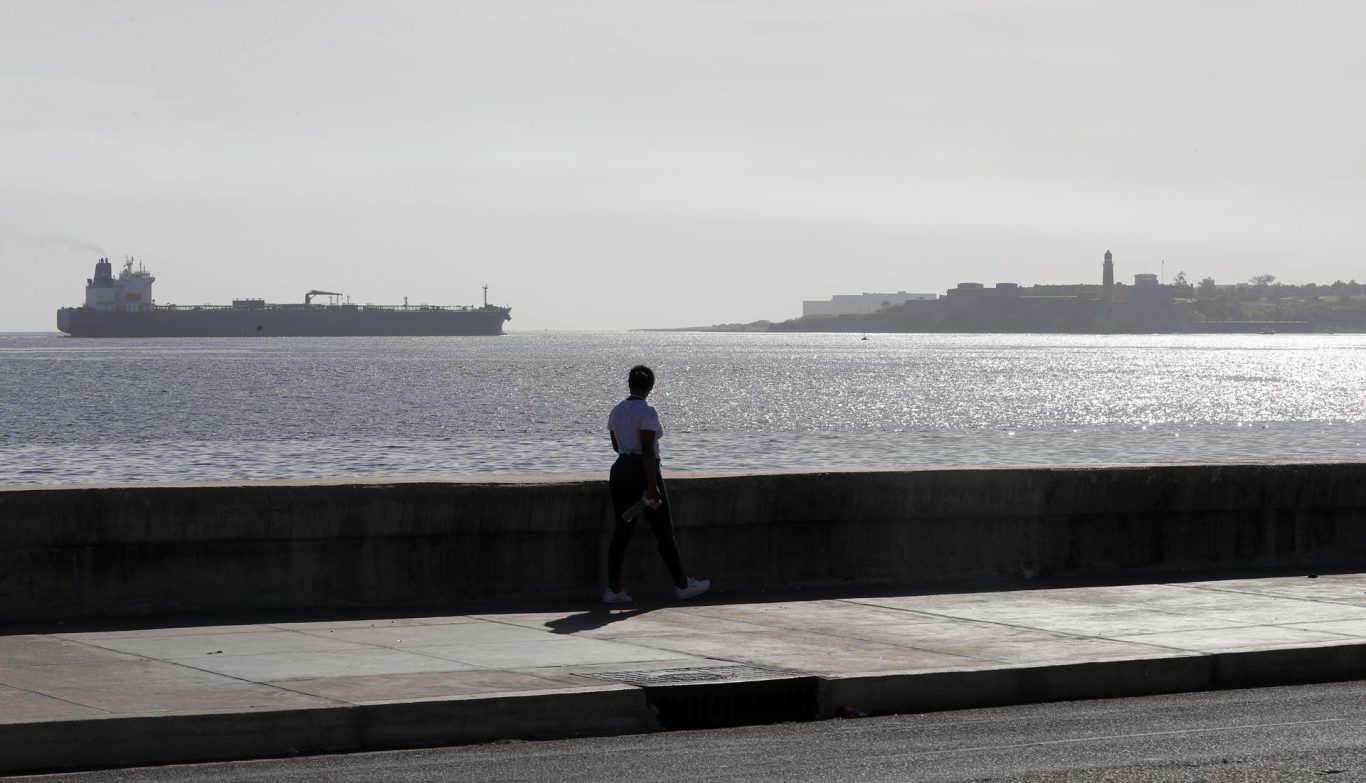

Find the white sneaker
[[602, 588, 633, 604], [674, 577, 710, 600]]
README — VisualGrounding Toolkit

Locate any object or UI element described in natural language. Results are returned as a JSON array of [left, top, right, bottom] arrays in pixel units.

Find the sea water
[[2, 331, 1365, 484]]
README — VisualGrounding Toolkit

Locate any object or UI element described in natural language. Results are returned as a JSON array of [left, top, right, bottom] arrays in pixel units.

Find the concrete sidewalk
[[7, 572, 1366, 774]]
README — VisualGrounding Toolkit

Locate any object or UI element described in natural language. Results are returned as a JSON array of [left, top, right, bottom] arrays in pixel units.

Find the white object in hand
[[622, 494, 661, 522]]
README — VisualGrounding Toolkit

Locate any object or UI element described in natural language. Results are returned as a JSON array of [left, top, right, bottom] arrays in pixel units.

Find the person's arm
[[610, 431, 619, 453], [639, 430, 660, 503]]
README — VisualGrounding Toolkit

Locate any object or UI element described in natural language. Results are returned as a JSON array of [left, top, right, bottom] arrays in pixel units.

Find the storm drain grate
[[582, 665, 792, 687], [584, 665, 820, 730]]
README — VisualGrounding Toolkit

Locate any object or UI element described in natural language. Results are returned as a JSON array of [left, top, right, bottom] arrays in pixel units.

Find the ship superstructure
[[85, 257, 156, 313], [57, 258, 511, 337]]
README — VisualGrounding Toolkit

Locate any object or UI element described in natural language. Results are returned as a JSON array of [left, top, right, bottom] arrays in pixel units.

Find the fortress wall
[[3, 462, 1366, 620]]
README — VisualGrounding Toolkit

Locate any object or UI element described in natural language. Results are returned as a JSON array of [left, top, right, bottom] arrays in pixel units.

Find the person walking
[[603, 365, 709, 604]]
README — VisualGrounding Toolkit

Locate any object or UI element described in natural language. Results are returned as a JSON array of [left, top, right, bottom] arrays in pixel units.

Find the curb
[[822, 642, 1366, 716], [0, 685, 653, 776], [6, 644, 1366, 775]]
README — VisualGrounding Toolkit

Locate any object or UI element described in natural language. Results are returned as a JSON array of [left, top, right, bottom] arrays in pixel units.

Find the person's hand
[[644, 488, 662, 508]]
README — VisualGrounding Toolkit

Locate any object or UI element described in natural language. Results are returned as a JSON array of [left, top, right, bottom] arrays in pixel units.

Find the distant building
[[773, 249, 1310, 334], [802, 291, 937, 317]]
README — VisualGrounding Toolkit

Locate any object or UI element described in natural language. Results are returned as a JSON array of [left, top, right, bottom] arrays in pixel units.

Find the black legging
[[608, 453, 687, 590]]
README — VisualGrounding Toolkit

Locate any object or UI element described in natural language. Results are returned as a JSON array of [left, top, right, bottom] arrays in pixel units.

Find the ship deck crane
[[305, 290, 344, 306]]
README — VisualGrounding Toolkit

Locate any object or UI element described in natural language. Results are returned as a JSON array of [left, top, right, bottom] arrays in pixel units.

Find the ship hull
[[57, 306, 511, 337]]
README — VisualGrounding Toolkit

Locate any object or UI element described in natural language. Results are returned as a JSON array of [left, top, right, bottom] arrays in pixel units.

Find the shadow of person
[[544, 605, 658, 635]]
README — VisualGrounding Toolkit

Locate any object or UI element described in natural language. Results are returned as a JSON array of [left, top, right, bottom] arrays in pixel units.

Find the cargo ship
[[57, 258, 511, 337]]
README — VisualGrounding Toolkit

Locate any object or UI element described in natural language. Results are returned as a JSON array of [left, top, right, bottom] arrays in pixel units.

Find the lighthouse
[[1103, 250, 1114, 301]]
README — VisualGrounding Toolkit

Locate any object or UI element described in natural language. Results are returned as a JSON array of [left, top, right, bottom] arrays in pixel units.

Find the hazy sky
[[3, 1, 1363, 331]]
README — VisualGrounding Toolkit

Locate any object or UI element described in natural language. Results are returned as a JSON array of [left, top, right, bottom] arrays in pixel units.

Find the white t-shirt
[[608, 397, 663, 457]]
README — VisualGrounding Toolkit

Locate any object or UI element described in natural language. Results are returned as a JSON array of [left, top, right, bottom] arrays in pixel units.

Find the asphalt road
[[18, 681, 1366, 782]]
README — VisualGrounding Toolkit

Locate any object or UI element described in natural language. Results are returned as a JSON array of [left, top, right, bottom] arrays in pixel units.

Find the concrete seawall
[[3, 462, 1366, 620]]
